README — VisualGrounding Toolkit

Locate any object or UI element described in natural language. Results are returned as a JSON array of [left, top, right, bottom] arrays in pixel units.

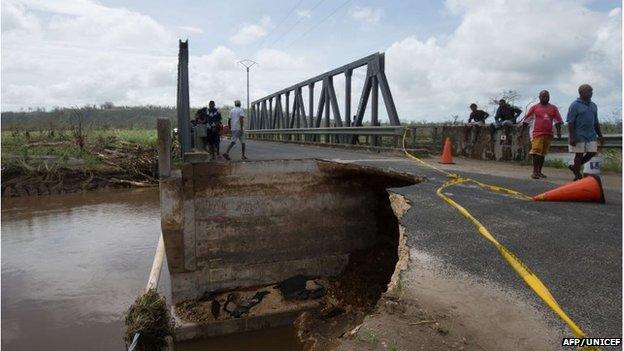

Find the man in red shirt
[[520, 90, 563, 179]]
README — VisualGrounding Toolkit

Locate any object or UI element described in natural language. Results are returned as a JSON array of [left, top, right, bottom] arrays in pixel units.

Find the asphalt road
[[222, 139, 622, 341]]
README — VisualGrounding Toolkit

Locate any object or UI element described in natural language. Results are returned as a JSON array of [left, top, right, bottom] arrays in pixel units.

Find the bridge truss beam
[[249, 52, 400, 145]]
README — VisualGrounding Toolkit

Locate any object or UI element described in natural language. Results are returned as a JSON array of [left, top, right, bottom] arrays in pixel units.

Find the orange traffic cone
[[439, 137, 455, 164], [533, 175, 605, 203]]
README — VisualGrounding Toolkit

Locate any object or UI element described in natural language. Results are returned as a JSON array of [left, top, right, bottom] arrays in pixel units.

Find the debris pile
[[2, 140, 158, 197], [124, 289, 173, 351]]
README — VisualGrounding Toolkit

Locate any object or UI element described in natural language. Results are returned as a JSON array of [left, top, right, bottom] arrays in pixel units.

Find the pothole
[[161, 159, 418, 349]]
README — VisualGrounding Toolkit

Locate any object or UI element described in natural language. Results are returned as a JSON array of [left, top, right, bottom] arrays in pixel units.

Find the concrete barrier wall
[[438, 125, 531, 161], [161, 159, 417, 303]]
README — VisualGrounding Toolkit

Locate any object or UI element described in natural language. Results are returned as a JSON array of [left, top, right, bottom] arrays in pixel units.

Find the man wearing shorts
[[223, 100, 247, 160], [520, 90, 562, 179], [566, 84, 603, 180]]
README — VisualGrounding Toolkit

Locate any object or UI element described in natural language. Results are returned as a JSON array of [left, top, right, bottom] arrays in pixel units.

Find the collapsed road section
[[159, 157, 418, 347]]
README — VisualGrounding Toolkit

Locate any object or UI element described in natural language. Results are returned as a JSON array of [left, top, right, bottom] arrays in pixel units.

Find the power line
[[254, 0, 304, 51], [282, 0, 353, 50], [264, 0, 327, 50]]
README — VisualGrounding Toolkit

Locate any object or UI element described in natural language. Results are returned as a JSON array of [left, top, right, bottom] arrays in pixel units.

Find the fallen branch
[[27, 141, 71, 147], [109, 178, 157, 187]]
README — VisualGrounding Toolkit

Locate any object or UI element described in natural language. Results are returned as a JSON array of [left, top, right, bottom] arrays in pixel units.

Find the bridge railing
[[247, 126, 406, 148], [248, 124, 622, 153], [247, 52, 401, 146]]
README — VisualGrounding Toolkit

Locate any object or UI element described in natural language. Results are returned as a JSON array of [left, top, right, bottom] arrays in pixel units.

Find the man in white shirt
[[223, 100, 247, 160]]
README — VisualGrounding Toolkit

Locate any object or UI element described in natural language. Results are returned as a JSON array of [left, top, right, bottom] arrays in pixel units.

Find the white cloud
[[296, 9, 311, 18], [1, 0, 176, 109], [188, 47, 316, 108], [384, 0, 622, 121], [0, 0, 316, 111], [350, 6, 383, 24], [1, 0, 620, 125], [229, 16, 272, 46], [178, 26, 203, 34], [1, 1, 41, 34]]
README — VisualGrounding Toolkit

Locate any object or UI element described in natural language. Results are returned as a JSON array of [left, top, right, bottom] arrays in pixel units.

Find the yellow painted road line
[[402, 128, 597, 348]]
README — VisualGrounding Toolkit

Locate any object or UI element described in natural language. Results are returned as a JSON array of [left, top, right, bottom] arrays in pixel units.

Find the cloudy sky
[[1, 0, 621, 122]]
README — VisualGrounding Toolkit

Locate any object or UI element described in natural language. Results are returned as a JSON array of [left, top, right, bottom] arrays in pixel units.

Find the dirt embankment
[[1, 142, 159, 197]]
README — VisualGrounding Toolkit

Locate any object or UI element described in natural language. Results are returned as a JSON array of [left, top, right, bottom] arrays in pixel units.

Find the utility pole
[[238, 59, 257, 119]]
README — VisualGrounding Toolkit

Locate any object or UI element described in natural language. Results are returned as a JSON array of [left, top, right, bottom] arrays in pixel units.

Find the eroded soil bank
[[172, 236, 401, 351], [293, 192, 404, 350], [1, 143, 158, 197], [335, 194, 562, 351]]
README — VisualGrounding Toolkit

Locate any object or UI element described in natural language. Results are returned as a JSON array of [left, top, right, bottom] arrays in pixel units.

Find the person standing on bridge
[[207, 101, 222, 160], [223, 100, 247, 160], [566, 84, 604, 181], [520, 90, 562, 179]]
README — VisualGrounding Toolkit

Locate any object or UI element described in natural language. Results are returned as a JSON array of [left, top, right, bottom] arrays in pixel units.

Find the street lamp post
[[238, 59, 257, 125]]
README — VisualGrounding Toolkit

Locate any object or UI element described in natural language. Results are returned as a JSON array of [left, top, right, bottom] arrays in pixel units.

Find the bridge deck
[[218, 139, 622, 346]]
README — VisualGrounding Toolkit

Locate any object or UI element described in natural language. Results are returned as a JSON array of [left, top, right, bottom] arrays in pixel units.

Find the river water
[[1, 189, 166, 350], [1, 189, 304, 351]]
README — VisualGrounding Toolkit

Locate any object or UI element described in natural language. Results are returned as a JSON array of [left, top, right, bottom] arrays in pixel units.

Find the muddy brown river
[[1, 189, 164, 350], [1, 189, 303, 350]]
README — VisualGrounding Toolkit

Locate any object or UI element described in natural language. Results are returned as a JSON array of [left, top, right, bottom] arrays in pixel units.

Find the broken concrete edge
[[333, 192, 412, 348], [177, 155, 424, 186], [314, 159, 422, 186], [159, 159, 419, 344], [385, 192, 412, 299]]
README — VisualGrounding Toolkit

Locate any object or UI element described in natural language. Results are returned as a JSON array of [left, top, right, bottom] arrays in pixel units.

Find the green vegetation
[[2, 129, 157, 170], [124, 289, 173, 351], [358, 329, 379, 345], [1, 128, 160, 196], [0, 104, 243, 131], [543, 149, 621, 173]]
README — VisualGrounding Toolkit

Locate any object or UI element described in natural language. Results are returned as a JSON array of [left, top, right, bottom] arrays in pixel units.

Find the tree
[[489, 89, 521, 107], [100, 101, 115, 109]]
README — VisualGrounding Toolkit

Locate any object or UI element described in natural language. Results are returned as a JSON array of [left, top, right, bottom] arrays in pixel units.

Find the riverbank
[[1, 129, 160, 196], [3, 130, 620, 197]]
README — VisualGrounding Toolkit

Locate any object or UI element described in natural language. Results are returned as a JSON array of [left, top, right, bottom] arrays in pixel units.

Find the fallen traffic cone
[[439, 137, 455, 164], [533, 175, 605, 203]]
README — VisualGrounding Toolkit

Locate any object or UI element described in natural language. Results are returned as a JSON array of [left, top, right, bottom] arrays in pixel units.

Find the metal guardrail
[[247, 126, 404, 136], [552, 134, 621, 148], [247, 126, 621, 149]]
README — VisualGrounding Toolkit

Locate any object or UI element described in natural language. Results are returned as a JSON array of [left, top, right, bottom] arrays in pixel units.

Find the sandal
[[538, 173, 547, 178], [223, 153, 230, 161], [568, 165, 582, 181], [531, 173, 540, 179]]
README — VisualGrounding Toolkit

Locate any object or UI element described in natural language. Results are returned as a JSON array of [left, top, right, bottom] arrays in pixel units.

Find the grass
[[1, 129, 157, 170], [543, 149, 622, 173], [358, 329, 379, 345], [94, 129, 157, 147], [124, 289, 172, 351]]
